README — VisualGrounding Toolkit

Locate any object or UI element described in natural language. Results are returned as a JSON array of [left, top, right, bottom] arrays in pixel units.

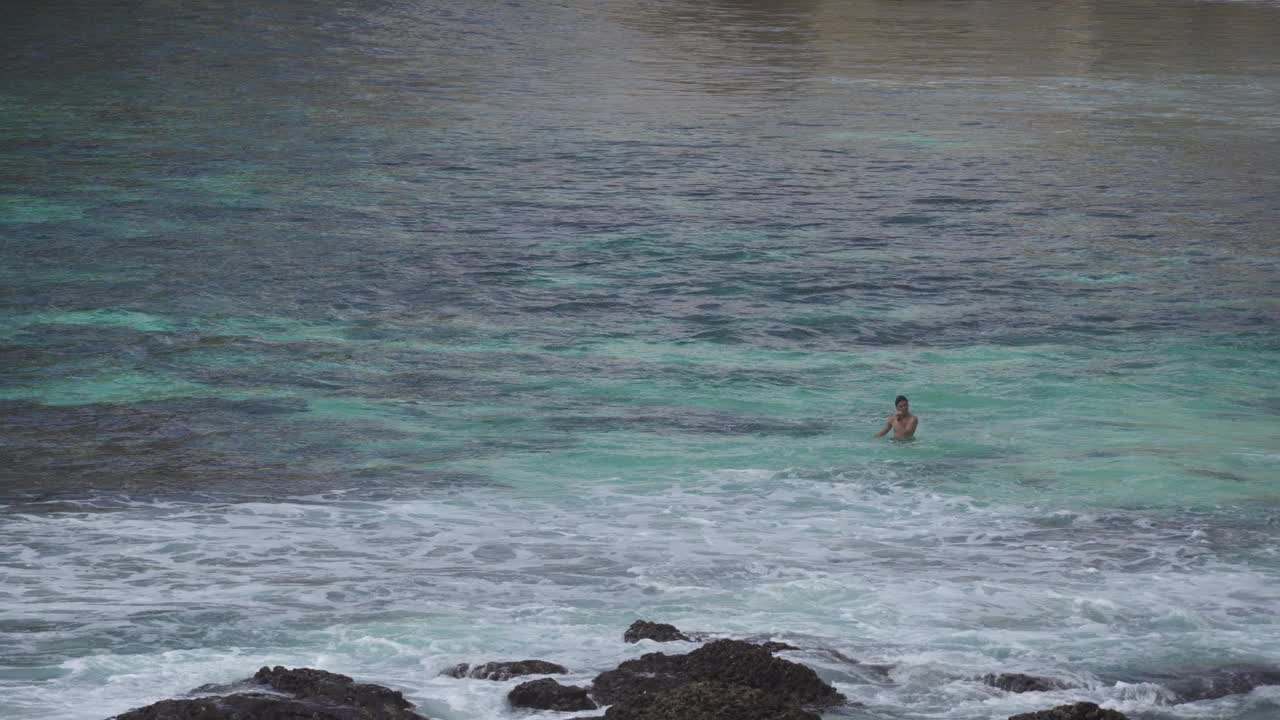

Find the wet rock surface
[[1161, 665, 1280, 703], [445, 659, 567, 680], [623, 619, 691, 643], [760, 640, 800, 653], [107, 621, 1279, 720], [984, 672, 1063, 693], [110, 666, 429, 720], [592, 638, 845, 708], [602, 681, 821, 720], [1007, 702, 1129, 720], [507, 678, 597, 711]]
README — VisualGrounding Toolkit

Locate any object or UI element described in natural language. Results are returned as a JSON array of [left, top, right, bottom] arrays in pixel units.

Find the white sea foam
[[2, 467, 1276, 719]]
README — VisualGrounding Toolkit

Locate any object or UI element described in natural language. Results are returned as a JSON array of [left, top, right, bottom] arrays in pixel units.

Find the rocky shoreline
[[107, 620, 1280, 720]]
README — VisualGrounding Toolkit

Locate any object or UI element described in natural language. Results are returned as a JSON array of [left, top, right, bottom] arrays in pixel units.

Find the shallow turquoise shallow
[[2, 1, 1279, 719]]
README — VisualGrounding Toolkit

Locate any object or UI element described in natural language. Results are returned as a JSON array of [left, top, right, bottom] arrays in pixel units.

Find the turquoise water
[[2, 1, 1279, 719]]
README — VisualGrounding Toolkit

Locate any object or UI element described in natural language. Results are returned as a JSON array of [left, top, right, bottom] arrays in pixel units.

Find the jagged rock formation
[[623, 619, 691, 643], [107, 622, 1279, 720], [1162, 665, 1280, 703], [592, 638, 845, 709], [507, 677, 597, 711], [1007, 701, 1129, 720], [984, 672, 1063, 693], [602, 681, 821, 720], [110, 666, 429, 720], [445, 659, 567, 680]]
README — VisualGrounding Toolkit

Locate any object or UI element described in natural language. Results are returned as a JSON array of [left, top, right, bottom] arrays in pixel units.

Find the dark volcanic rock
[[1164, 665, 1280, 703], [1007, 702, 1129, 720], [113, 695, 376, 720], [592, 639, 844, 708], [680, 640, 845, 706], [984, 672, 1061, 693], [110, 666, 428, 720], [446, 659, 568, 680], [592, 652, 687, 704], [254, 666, 419, 716], [623, 620, 690, 643], [508, 678, 597, 712], [603, 681, 820, 720], [761, 641, 799, 653]]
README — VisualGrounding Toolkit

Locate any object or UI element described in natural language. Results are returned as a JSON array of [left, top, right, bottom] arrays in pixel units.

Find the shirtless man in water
[[873, 395, 918, 440]]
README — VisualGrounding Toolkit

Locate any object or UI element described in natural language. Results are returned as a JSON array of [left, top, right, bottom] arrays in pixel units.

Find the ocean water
[[2, 1, 1279, 719]]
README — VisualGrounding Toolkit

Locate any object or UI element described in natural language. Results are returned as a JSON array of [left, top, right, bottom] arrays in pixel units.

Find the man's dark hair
[[895, 395, 908, 406]]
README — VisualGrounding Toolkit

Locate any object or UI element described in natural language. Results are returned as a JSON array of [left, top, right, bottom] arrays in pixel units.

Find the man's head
[[895, 395, 909, 414]]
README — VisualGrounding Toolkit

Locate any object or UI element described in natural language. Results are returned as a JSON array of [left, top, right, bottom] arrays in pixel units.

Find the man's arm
[[872, 417, 892, 438], [903, 416, 918, 438]]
